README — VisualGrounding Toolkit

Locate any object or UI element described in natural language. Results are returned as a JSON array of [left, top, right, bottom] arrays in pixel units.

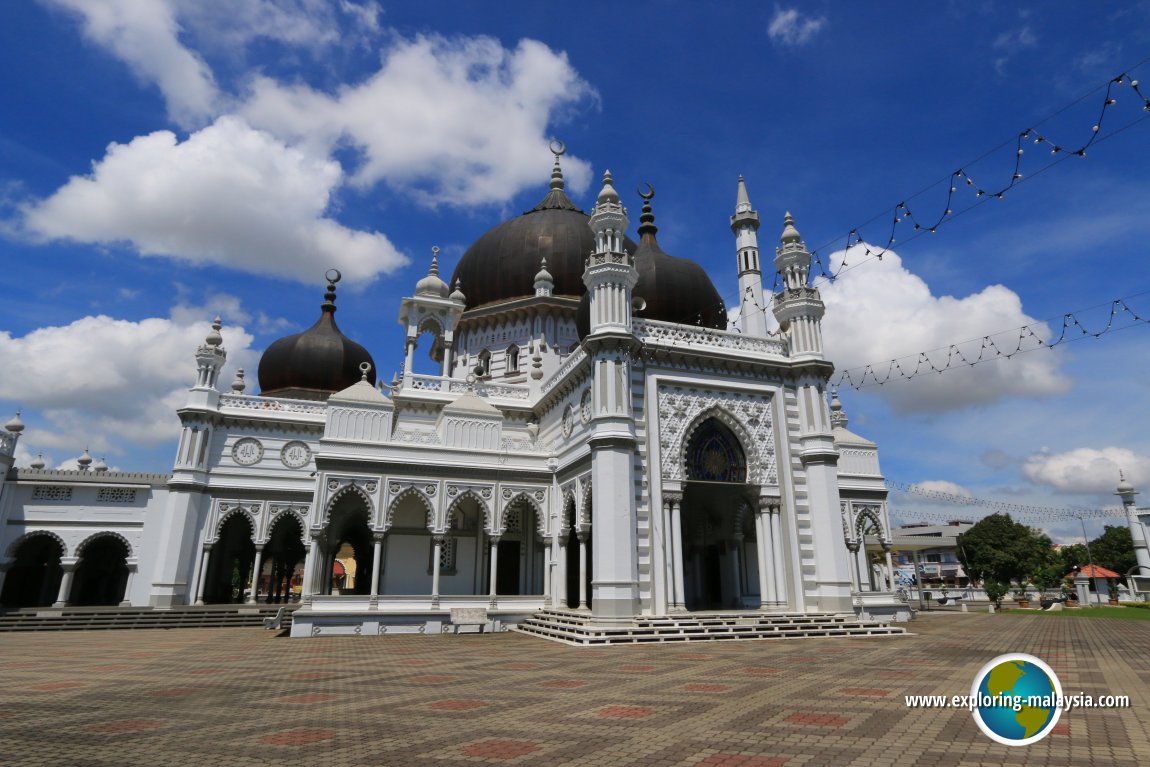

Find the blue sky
[[2, 1, 1148, 542]]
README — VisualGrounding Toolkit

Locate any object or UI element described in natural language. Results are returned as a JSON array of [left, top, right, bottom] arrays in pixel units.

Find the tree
[[1087, 526, 1136, 576], [957, 513, 1053, 587], [1059, 543, 1089, 573]]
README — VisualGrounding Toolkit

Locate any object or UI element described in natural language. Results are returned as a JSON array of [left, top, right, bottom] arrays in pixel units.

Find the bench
[[450, 607, 488, 634], [263, 607, 286, 630]]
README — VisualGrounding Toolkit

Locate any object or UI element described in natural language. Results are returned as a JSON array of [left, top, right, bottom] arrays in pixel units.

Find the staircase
[[0, 604, 298, 633], [513, 609, 908, 646]]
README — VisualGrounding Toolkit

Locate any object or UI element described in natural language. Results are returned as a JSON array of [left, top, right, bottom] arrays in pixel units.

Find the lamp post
[[1074, 513, 1101, 606]]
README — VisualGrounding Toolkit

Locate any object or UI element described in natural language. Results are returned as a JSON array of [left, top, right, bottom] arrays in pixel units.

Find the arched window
[[685, 418, 747, 483], [477, 349, 491, 377], [506, 344, 520, 374]]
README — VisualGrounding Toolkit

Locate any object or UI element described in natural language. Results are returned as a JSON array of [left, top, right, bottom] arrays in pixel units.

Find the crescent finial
[[325, 268, 342, 284], [638, 182, 655, 201], [549, 139, 566, 157]]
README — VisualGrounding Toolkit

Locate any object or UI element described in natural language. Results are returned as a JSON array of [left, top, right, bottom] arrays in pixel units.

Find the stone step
[[0, 606, 297, 632]]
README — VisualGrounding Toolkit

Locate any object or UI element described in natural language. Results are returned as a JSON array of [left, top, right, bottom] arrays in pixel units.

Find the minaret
[[772, 213, 825, 357], [582, 170, 640, 624], [193, 317, 227, 390], [399, 247, 465, 379], [772, 213, 852, 611], [731, 176, 769, 337], [1117, 473, 1150, 580]]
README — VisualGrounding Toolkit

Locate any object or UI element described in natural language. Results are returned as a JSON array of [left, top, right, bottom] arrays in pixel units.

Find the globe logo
[[971, 653, 1063, 746]]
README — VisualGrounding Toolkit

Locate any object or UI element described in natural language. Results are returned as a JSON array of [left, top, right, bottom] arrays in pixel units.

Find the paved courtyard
[[1, 612, 1147, 766]]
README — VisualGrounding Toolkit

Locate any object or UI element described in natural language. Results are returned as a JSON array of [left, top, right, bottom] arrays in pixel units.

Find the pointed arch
[[324, 483, 374, 527], [214, 505, 255, 542], [386, 487, 435, 532], [680, 407, 755, 484], [446, 490, 492, 534], [6, 530, 67, 558], [75, 531, 133, 560], [854, 506, 885, 541], [417, 314, 444, 338], [502, 492, 546, 537]]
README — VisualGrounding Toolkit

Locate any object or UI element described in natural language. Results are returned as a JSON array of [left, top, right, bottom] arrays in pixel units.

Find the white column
[[120, 563, 137, 606], [543, 538, 554, 607], [431, 535, 444, 607], [577, 530, 589, 610], [54, 561, 77, 608], [403, 339, 415, 379], [441, 342, 454, 377], [194, 545, 212, 605], [303, 536, 322, 598], [730, 536, 744, 608], [847, 543, 861, 592], [770, 505, 787, 607], [488, 535, 501, 606], [247, 545, 264, 604], [669, 496, 685, 611], [557, 533, 569, 607], [754, 510, 771, 608], [370, 533, 384, 599], [884, 547, 895, 592]]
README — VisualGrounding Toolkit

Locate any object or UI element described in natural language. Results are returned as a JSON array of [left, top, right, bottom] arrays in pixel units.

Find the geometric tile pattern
[[0, 613, 1147, 765]]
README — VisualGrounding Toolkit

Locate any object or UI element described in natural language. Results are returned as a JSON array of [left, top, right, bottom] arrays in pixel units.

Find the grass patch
[[1001, 606, 1150, 620]]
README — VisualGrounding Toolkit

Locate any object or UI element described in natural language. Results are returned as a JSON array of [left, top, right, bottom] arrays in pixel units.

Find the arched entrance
[[323, 494, 373, 595], [261, 515, 306, 603], [562, 496, 592, 609], [1, 534, 64, 608], [680, 417, 760, 611], [71, 535, 130, 606], [204, 514, 255, 603], [492, 499, 544, 596]]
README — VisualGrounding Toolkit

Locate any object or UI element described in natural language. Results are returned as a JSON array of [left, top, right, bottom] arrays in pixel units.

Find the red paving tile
[[597, 705, 655, 719], [260, 729, 338, 746], [785, 712, 850, 727], [461, 739, 540, 758], [292, 671, 339, 680]]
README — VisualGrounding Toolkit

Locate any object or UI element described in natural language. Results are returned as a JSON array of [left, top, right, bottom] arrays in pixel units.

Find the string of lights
[[886, 480, 1128, 521], [830, 291, 1150, 389]]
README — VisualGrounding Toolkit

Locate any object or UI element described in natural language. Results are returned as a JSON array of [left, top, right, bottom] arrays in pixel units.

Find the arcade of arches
[[0, 532, 133, 608]]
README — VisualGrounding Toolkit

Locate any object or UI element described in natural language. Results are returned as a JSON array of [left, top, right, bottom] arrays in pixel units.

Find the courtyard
[[1, 612, 1147, 766]]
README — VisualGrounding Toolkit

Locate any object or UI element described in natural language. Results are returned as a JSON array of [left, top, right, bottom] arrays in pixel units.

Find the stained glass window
[[685, 418, 747, 483]]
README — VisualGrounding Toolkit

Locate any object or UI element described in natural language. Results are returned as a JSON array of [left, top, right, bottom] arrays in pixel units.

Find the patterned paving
[[0, 612, 1147, 766]]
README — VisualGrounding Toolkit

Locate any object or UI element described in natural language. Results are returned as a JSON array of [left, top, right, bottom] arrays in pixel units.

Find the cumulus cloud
[[767, 8, 827, 47], [820, 243, 1071, 413], [1023, 446, 1150, 494], [0, 310, 258, 458], [43, 0, 219, 127], [21, 116, 407, 284], [910, 480, 974, 499], [242, 35, 596, 206]]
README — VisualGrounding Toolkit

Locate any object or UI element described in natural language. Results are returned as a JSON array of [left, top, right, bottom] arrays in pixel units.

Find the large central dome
[[450, 157, 637, 309]]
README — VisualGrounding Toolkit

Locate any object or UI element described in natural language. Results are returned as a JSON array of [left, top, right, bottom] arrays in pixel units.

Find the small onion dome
[[415, 248, 449, 298], [77, 448, 93, 470], [231, 368, 247, 393], [449, 279, 466, 304], [450, 151, 637, 309], [534, 257, 554, 285], [258, 271, 376, 401], [4, 411, 24, 433], [93, 456, 108, 472], [204, 316, 224, 346], [780, 211, 802, 244], [1116, 471, 1137, 497], [30, 454, 45, 470], [577, 186, 726, 339]]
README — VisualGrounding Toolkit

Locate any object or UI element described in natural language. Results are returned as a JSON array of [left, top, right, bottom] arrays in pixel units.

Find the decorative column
[[543, 537, 554, 607], [54, 559, 77, 608], [754, 508, 771, 608], [301, 534, 322, 600], [666, 493, 685, 612], [556, 532, 569, 607], [846, 542, 861, 592], [488, 535, 501, 607], [577, 530, 589, 610], [883, 544, 895, 592], [730, 533, 744, 608], [194, 545, 212, 605], [120, 562, 137, 606], [247, 545, 265, 604], [430, 534, 444, 607], [770, 503, 787, 607], [370, 532, 385, 601]]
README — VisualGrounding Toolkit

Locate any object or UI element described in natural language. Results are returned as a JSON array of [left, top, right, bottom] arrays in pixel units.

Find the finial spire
[[549, 139, 566, 191], [4, 410, 24, 433], [77, 447, 93, 471], [231, 368, 246, 393], [322, 268, 342, 313], [450, 278, 466, 303], [780, 212, 802, 244], [736, 175, 752, 213], [829, 388, 848, 428], [429, 246, 440, 277], [359, 361, 372, 382], [637, 183, 657, 237], [597, 170, 620, 205], [205, 317, 223, 347], [30, 453, 45, 470]]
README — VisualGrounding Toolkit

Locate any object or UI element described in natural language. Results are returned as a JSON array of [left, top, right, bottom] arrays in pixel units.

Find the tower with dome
[[0, 148, 923, 640]]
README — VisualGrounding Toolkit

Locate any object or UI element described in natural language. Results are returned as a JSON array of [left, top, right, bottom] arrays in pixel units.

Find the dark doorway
[[262, 516, 306, 603], [496, 540, 520, 595], [204, 515, 255, 604], [71, 536, 130, 606], [1, 535, 64, 608], [324, 496, 373, 595]]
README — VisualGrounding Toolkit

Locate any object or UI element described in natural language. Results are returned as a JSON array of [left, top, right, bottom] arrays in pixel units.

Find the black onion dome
[[258, 273, 376, 401], [577, 191, 727, 339], [450, 158, 636, 309]]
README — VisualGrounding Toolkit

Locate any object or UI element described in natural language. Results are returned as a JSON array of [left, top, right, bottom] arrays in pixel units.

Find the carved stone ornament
[[580, 389, 592, 423], [329, 478, 341, 492], [480, 488, 492, 499], [447, 486, 459, 497], [231, 437, 264, 466], [424, 484, 437, 496], [657, 385, 777, 485], [365, 481, 378, 494], [280, 440, 311, 469], [561, 404, 574, 437], [389, 482, 401, 494]]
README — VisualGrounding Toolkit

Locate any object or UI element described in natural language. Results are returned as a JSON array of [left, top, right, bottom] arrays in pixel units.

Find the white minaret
[[582, 170, 641, 624], [731, 176, 769, 337], [1117, 474, 1150, 586], [772, 213, 825, 357]]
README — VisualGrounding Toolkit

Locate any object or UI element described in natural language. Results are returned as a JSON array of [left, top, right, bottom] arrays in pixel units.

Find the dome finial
[[205, 316, 223, 347], [597, 169, 620, 205], [93, 456, 108, 473], [429, 246, 440, 277], [322, 269, 342, 313], [359, 361, 372, 382], [829, 388, 848, 429], [780, 212, 802, 245], [231, 368, 246, 393], [77, 447, 93, 471], [549, 139, 566, 191], [5, 410, 24, 434], [637, 183, 657, 237], [30, 453, 45, 470], [450, 278, 466, 304], [415, 247, 449, 298]]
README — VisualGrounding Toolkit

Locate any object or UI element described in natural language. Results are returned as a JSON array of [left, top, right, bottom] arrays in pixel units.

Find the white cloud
[[1023, 446, 1150, 494], [21, 116, 407, 284], [43, 0, 219, 127], [911, 480, 974, 499], [767, 8, 827, 47], [992, 25, 1038, 75], [821, 243, 1071, 413], [0, 311, 258, 458], [242, 35, 596, 206]]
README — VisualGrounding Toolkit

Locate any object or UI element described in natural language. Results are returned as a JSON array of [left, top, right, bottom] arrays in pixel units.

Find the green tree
[[957, 513, 1052, 587], [1059, 543, 1089, 573], [1088, 525, 1136, 576]]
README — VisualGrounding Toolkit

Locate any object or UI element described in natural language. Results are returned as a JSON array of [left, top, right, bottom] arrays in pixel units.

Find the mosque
[[0, 149, 909, 639]]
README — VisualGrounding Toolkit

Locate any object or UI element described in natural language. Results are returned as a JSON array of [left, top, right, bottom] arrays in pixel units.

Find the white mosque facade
[[0, 156, 912, 636]]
